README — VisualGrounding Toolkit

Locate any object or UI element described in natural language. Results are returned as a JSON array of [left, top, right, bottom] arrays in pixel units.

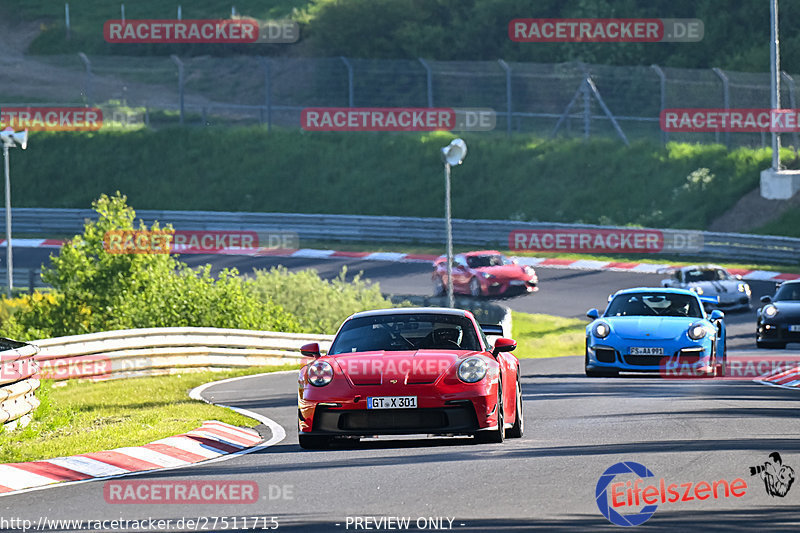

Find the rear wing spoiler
[[480, 323, 505, 337]]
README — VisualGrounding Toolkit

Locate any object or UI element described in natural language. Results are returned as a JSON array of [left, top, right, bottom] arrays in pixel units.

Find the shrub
[[250, 266, 394, 334]]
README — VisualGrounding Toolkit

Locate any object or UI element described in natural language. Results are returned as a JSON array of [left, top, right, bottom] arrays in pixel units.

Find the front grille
[[624, 355, 666, 367], [313, 405, 478, 435], [595, 347, 616, 363]]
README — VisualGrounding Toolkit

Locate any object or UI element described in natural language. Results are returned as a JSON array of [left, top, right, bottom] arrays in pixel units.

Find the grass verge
[[0, 364, 299, 464], [510, 311, 585, 359]]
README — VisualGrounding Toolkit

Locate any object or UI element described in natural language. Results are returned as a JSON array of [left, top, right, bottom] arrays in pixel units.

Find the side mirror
[[300, 342, 321, 358], [492, 337, 516, 356], [587, 308, 600, 320], [709, 309, 724, 321], [760, 295, 772, 304]]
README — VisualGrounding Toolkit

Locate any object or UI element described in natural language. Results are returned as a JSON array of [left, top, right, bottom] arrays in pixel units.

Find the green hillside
[[8, 128, 791, 234]]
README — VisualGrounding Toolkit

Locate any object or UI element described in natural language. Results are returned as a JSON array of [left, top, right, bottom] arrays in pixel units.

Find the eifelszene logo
[[749, 452, 795, 498], [596, 461, 747, 526]]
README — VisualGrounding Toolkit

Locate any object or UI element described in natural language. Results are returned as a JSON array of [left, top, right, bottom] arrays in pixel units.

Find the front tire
[[506, 375, 524, 439], [433, 278, 445, 296], [469, 277, 481, 297], [475, 385, 504, 444]]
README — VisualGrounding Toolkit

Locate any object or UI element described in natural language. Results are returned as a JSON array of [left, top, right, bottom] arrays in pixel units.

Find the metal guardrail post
[[77, 52, 92, 106], [712, 67, 730, 148], [418, 58, 434, 108], [651, 64, 668, 144], [781, 71, 799, 149], [262, 58, 272, 131], [170, 55, 185, 125], [498, 59, 512, 137], [340, 56, 354, 107]]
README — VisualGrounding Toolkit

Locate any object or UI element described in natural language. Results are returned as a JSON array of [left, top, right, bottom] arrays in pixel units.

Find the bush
[[250, 266, 394, 334], [1, 193, 300, 340]]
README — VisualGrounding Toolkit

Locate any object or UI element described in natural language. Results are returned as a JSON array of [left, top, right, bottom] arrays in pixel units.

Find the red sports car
[[433, 250, 538, 297], [297, 308, 523, 449]]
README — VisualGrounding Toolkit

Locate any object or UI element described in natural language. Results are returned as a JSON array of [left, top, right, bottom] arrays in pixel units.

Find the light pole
[[0, 127, 28, 297], [441, 138, 467, 308]]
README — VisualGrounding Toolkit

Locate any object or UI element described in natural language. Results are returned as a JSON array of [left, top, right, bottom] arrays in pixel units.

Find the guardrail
[[0, 340, 41, 430], [32, 327, 333, 381], [2, 208, 799, 264]]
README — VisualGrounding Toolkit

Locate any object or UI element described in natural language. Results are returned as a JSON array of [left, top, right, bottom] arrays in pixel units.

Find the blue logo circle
[[596, 461, 658, 526]]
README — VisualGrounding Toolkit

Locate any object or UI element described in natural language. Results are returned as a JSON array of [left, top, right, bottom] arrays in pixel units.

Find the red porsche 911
[[433, 250, 538, 297], [297, 308, 523, 449]]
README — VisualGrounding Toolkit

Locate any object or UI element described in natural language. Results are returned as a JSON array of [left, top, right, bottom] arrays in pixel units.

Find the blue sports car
[[585, 288, 726, 378]]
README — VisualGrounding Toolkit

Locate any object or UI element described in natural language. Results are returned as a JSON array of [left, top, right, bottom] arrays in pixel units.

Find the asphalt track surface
[[3, 250, 800, 531]]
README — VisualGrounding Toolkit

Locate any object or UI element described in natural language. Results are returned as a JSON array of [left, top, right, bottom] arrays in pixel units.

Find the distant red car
[[433, 250, 538, 297], [297, 308, 522, 449]]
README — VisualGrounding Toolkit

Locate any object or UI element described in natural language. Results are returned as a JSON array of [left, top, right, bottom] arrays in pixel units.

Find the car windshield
[[605, 293, 703, 318], [774, 283, 800, 302], [684, 268, 731, 282], [329, 314, 481, 354], [467, 255, 508, 268]]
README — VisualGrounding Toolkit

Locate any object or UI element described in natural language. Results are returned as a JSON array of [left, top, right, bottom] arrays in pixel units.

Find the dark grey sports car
[[756, 280, 800, 349]]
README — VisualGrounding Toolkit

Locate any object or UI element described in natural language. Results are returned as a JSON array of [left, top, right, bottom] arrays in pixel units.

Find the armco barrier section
[[0, 341, 41, 430], [2, 208, 799, 264], [33, 327, 334, 381]]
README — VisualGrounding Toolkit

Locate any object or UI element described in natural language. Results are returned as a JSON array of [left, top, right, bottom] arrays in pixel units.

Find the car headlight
[[523, 266, 536, 276], [738, 283, 751, 295], [307, 361, 334, 386], [688, 323, 707, 340], [593, 321, 611, 339], [458, 357, 488, 383], [763, 304, 778, 318], [690, 286, 704, 295]]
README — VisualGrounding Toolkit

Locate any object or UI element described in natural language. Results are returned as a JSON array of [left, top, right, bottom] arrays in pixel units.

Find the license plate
[[367, 396, 417, 409], [510, 280, 525, 286], [789, 325, 800, 332], [630, 347, 664, 356]]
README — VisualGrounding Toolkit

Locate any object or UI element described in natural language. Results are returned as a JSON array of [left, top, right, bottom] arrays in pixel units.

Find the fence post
[[418, 58, 433, 107], [262, 58, 272, 131], [781, 71, 799, 150], [340, 56, 354, 107], [65, 3, 70, 40], [651, 64, 668, 144], [498, 59, 512, 137], [712, 67, 730, 148], [170, 55, 185, 125], [28, 269, 35, 295], [77, 52, 92, 105]]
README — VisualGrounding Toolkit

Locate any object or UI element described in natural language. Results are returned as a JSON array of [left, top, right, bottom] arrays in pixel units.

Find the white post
[[177, 5, 182, 20], [65, 3, 70, 40], [3, 144, 13, 297], [121, 3, 125, 24], [444, 162, 454, 308], [770, 0, 781, 170]]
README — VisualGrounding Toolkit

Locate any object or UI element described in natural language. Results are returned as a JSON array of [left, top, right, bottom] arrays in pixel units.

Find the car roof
[[347, 307, 472, 320], [612, 287, 699, 297], [463, 250, 503, 257], [680, 264, 725, 271]]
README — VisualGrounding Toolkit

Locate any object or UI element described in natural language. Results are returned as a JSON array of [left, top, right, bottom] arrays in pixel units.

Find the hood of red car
[[329, 351, 469, 385], [475, 264, 531, 280]]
